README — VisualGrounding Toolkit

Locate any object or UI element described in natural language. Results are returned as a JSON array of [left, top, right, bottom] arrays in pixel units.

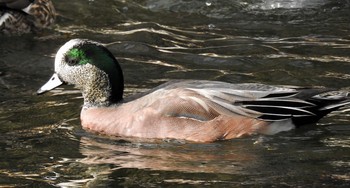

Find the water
[[1, 0, 350, 187]]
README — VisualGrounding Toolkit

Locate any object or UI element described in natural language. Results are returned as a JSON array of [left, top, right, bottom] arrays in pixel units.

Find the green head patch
[[66, 48, 91, 65]]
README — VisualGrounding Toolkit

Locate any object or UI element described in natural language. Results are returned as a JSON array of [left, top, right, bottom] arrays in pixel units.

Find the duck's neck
[[82, 89, 114, 108], [79, 46, 125, 108], [82, 71, 124, 108]]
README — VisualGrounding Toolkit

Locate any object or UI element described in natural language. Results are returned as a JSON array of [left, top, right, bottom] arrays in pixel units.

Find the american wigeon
[[37, 39, 350, 142], [0, 0, 56, 35]]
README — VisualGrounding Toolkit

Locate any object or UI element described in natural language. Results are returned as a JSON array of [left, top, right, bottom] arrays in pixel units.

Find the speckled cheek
[[62, 64, 87, 86]]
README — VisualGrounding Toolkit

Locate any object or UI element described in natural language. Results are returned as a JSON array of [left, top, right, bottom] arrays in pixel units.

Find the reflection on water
[[1, 0, 350, 187], [78, 136, 255, 172], [64, 136, 256, 187]]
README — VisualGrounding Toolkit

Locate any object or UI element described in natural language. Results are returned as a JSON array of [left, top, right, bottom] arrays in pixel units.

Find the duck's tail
[[292, 92, 350, 126], [241, 88, 350, 126]]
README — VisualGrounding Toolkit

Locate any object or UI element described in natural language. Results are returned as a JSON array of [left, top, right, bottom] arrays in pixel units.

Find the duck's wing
[[133, 80, 349, 125], [176, 81, 316, 121]]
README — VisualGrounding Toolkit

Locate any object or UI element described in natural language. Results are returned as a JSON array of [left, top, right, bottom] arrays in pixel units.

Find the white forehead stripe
[[54, 39, 81, 71]]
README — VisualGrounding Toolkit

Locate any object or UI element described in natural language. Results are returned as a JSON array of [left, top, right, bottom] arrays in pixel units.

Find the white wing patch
[[0, 13, 11, 26], [22, 4, 33, 14], [186, 88, 265, 118], [188, 96, 210, 112]]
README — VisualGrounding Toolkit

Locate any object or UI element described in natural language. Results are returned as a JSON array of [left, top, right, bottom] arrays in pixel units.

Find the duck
[[37, 39, 350, 142], [0, 0, 56, 35]]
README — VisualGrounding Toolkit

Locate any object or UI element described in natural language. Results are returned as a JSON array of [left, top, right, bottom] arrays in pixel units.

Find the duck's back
[[0, 0, 56, 35], [0, 9, 31, 35]]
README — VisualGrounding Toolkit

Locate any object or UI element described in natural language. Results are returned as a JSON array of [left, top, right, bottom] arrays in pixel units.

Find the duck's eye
[[65, 48, 90, 66], [65, 55, 80, 66]]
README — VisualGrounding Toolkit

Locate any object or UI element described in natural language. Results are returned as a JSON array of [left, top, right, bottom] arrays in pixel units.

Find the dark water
[[1, 0, 350, 187]]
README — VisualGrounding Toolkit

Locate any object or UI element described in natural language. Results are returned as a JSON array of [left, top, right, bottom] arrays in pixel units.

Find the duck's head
[[38, 39, 124, 107]]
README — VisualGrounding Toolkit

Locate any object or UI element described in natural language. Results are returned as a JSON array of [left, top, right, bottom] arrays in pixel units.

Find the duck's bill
[[37, 73, 64, 95]]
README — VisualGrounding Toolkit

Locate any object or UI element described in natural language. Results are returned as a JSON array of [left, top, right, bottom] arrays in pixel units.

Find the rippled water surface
[[1, 0, 350, 187]]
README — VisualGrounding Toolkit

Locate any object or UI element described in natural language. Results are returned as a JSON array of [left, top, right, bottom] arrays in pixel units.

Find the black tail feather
[[238, 88, 349, 126]]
